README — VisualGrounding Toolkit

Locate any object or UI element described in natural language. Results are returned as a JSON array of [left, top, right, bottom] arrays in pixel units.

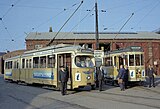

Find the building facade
[[25, 31, 160, 75]]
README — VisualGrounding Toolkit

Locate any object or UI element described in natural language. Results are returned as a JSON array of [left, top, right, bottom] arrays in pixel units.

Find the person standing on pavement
[[97, 65, 104, 91], [147, 64, 156, 88], [59, 65, 68, 95], [117, 65, 125, 91]]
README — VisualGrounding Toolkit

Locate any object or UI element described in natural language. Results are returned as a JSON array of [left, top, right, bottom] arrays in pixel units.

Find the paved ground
[[0, 75, 160, 109]]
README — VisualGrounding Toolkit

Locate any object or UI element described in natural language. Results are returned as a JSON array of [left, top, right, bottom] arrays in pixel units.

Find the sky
[[0, 0, 160, 52]]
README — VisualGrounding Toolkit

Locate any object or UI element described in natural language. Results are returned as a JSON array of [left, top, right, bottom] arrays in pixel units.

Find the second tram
[[99, 46, 146, 84]]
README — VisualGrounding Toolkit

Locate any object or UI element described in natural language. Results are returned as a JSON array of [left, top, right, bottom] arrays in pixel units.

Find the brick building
[[25, 31, 159, 75]]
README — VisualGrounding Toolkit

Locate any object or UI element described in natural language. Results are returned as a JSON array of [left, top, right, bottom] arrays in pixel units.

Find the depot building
[[25, 31, 160, 75]]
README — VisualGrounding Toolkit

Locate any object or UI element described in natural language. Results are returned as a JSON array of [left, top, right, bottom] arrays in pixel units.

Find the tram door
[[119, 57, 124, 67], [57, 53, 72, 89], [116, 56, 124, 69]]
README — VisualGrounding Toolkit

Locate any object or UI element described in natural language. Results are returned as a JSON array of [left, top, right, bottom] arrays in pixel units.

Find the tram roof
[[105, 46, 143, 55], [26, 32, 160, 40], [24, 44, 93, 56], [5, 44, 93, 60]]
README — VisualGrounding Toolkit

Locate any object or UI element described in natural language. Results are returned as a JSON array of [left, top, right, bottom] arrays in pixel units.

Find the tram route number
[[75, 73, 81, 81]]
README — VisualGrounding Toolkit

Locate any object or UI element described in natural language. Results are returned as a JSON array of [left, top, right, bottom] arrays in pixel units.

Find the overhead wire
[[1, 20, 14, 41], [11, 1, 80, 42], [1, 0, 21, 19], [103, 14, 135, 31], [106, 13, 134, 50], [60, 6, 95, 43], [132, 0, 160, 30], [0, 0, 21, 42], [31, 1, 80, 32], [47, 0, 84, 46]]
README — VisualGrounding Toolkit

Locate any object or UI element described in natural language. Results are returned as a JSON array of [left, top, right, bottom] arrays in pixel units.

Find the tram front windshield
[[129, 54, 144, 66], [75, 56, 94, 68]]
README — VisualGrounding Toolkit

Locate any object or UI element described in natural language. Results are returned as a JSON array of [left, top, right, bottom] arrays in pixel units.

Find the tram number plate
[[75, 73, 81, 81]]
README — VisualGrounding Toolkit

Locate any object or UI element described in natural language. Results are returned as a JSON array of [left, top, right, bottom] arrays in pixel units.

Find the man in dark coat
[[97, 66, 104, 91], [147, 64, 155, 88], [117, 65, 125, 91], [59, 66, 68, 95]]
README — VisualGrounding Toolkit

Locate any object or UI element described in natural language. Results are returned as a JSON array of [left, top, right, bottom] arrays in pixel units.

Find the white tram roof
[[105, 46, 143, 55], [24, 44, 93, 55], [6, 44, 93, 60]]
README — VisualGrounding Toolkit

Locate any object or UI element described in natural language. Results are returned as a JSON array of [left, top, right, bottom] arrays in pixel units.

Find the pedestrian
[[117, 65, 125, 91], [124, 65, 129, 89], [97, 65, 104, 91], [59, 65, 68, 95], [147, 64, 156, 88]]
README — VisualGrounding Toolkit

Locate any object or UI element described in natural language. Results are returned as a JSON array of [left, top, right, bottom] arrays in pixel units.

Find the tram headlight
[[86, 75, 91, 80], [138, 69, 141, 72]]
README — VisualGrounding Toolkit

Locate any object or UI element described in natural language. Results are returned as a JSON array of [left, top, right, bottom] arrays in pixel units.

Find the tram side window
[[40, 56, 46, 68], [33, 57, 39, 68], [129, 55, 134, 66], [14, 61, 19, 69], [104, 57, 112, 66], [47, 55, 55, 68], [114, 56, 116, 66], [5, 61, 12, 69], [29, 59, 32, 68], [141, 54, 144, 65], [135, 54, 140, 66], [5, 62, 7, 69], [22, 59, 25, 68], [125, 55, 128, 66], [26, 59, 29, 68]]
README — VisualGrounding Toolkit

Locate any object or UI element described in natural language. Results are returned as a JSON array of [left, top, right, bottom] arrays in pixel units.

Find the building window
[[35, 45, 43, 49]]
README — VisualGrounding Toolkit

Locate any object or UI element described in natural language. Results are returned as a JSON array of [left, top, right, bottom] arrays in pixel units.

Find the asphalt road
[[0, 75, 160, 109]]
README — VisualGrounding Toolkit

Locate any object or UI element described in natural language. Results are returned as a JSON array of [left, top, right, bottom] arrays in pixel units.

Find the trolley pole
[[95, 0, 99, 88]]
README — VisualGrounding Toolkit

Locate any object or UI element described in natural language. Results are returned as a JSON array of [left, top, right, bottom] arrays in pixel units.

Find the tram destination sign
[[94, 50, 104, 58]]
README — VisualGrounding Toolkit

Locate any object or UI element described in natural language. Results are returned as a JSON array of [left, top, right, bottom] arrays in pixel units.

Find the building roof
[[25, 31, 160, 40]]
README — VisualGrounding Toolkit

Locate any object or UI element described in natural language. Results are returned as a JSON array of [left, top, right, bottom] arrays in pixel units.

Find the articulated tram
[[4, 44, 95, 90], [99, 46, 146, 85]]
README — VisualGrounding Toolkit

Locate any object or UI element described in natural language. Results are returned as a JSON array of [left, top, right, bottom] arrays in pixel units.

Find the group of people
[[97, 64, 156, 92], [116, 64, 156, 91], [58, 64, 156, 96], [96, 64, 129, 92]]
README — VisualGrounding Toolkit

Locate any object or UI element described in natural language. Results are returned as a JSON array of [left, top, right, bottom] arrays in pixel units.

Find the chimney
[[49, 27, 53, 32]]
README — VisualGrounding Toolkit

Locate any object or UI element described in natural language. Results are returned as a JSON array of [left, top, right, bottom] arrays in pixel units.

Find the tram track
[[135, 86, 160, 94], [77, 90, 160, 109], [3, 78, 160, 109], [4, 82, 90, 109]]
